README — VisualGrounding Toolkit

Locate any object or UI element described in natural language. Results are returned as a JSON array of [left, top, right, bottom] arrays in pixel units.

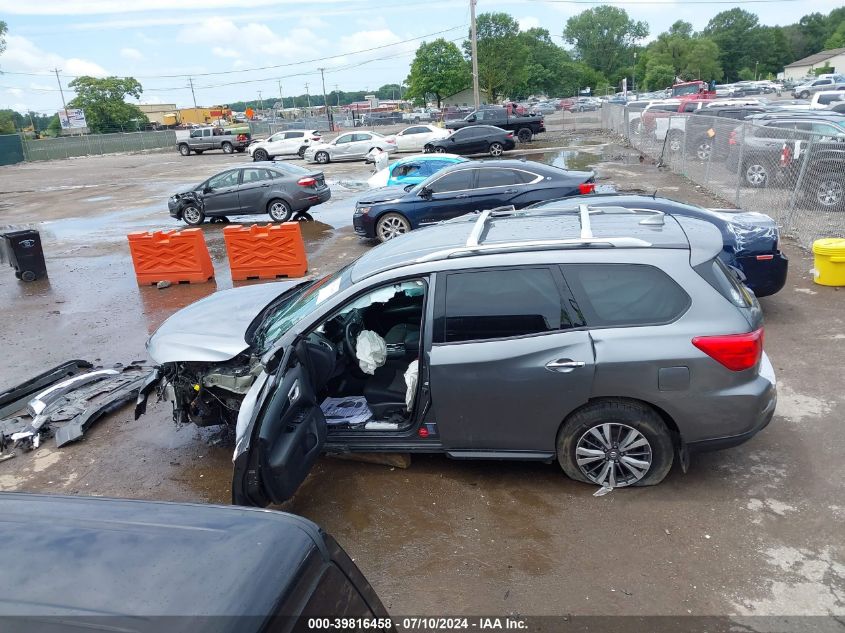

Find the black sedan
[[354, 159, 595, 242], [168, 162, 331, 225], [424, 125, 516, 157], [527, 193, 788, 297]]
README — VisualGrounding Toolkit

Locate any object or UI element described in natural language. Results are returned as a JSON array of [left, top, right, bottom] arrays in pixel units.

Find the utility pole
[[188, 77, 198, 109], [278, 80, 285, 111], [53, 68, 73, 135], [305, 83, 311, 108], [469, 0, 481, 111], [334, 84, 341, 107], [318, 68, 334, 131], [258, 90, 264, 113]]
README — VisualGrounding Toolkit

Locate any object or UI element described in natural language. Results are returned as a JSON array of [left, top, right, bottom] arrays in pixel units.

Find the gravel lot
[[0, 125, 843, 624]]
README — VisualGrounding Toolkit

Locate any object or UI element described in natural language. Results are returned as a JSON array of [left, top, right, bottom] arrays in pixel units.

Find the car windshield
[[252, 265, 353, 352]]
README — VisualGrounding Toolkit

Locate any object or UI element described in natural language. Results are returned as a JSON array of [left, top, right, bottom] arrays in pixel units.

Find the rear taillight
[[311, 136, 321, 141], [728, 130, 737, 145], [385, 137, 395, 143], [692, 327, 763, 371], [579, 182, 596, 194], [780, 143, 792, 167], [506, 132, 514, 138], [297, 177, 317, 187]]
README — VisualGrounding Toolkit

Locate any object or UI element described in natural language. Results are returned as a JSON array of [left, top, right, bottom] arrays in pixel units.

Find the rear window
[[270, 162, 310, 176], [439, 268, 569, 343], [696, 258, 753, 307], [561, 264, 690, 327]]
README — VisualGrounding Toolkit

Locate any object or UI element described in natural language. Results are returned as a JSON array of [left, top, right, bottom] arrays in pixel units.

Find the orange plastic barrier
[[223, 223, 308, 281], [127, 229, 214, 285]]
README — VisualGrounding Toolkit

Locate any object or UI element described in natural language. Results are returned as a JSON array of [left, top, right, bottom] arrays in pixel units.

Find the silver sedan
[[303, 131, 397, 164]]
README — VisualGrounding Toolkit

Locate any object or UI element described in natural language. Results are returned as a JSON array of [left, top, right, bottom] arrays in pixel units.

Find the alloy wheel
[[575, 423, 653, 487], [746, 164, 768, 187], [490, 142, 504, 157], [816, 179, 844, 207], [696, 142, 712, 161], [269, 201, 292, 222], [182, 206, 202, 224], [377, 215, 409, 241]]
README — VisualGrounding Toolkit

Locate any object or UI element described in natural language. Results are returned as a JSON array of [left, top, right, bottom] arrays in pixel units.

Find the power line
[[522, 0, 801, 4]]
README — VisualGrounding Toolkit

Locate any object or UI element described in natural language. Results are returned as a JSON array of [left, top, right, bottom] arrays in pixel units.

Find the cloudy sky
[[0, 0, 840, 114]]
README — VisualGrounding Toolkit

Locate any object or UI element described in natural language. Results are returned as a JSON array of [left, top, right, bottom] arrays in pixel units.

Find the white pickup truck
[[402, 109, 432, 123]]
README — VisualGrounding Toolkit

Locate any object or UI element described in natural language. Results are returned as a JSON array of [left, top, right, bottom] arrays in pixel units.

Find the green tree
[[47, 116, 62, 137], [464, 12, 528, 100], [643, 62, 676, 91], [375, 83, 402, 100], [703, 9, 764, 81], [513, 28, 573, 97], [564, 7, 648, 80], [405, 39, 470, 107], [67, 76, 149, 133], [825, 21, 845, 49], [644, 21, 722, 82], [0, 110, 16, 134], [0, 20, 7, 59]]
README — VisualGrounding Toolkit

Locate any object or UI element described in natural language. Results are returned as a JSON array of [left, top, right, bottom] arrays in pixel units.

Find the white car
[[384, 124, 450, 153], [248, 129, 322, 161], [303, 131, 397, 164], [810, 90, 845, 110]]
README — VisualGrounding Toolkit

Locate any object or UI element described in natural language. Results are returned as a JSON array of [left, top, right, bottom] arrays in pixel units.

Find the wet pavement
[[0, 133, 843, 620]]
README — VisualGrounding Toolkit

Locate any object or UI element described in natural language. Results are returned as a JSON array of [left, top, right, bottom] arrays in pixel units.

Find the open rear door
[[232, 342, 326, 507]]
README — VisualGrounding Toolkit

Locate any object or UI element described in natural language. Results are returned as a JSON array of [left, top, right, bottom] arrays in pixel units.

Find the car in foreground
[[304, 131, 397, 164], [809, 90, 845, 110], [138, 204, 776, 505], [248, 129, 322, 160], [353, 159, 595, 242], [385, 124, 451, 152], [366, 153, 467, 189], [424, 125, 516, 157], [168, 163, 331, 225], [0, 493, 391, 627], [528, 193, 788, 297]]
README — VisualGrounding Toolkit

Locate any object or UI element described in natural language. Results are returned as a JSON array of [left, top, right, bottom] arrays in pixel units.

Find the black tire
[[811, 174, 845, 209], [298, 147, 306, 158], [433, 146, 446, 154], [375, 212, 411, 243], [315, 151, 330, 164], [181, 204, 205, 226], [799, 91, 810, 99], [557, 399, 674, 488], [236, 147, 246, 153], [489, 142, 504, 157], [517, 128, 532, 143], [221, 142, 234, 154], [178, 144, 190, 156], [423, 144, 434, 153], [744, 160, 769, 188], [267, 199, 293, 222], [194, 149, 204, 155], [254, 148, 269, 161], [20, 270, 37, 282]]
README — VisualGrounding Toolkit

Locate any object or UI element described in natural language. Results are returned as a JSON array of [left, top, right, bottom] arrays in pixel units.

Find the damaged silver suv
[[138, 204, 777, 507]]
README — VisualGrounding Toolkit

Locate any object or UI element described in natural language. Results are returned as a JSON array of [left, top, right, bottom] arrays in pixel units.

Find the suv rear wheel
[[253, 148, 269, 161], [557, 399, 674, 488], [744, 161, 769, 187], [813, 174, 845, 208]]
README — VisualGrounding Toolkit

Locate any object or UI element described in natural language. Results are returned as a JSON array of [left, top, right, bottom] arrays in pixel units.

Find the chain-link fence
[[20, 130, 178, 162], [601, 104, 845, 250]]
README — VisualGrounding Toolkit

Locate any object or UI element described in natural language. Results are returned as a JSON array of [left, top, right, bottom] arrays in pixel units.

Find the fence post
[[703, 116, 714, 186], [785, 134, 815, 231], [734, 122, 747, 207]]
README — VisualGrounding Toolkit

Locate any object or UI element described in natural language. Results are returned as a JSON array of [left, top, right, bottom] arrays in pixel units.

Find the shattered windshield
[[253, 265, 352, 353]]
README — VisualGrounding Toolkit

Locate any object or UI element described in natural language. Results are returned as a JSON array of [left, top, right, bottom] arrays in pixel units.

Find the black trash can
[[1, 230, 47, 282]]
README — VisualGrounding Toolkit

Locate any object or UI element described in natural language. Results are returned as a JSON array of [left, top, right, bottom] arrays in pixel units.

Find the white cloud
[[6, 88, 25, 97], [518, 16, 541, 32], [339, 29, 402, 55], [0, 0, 295, 15], [1, 35, 108, 77], [120, 47, 144, 60], [212, 46, 241, 58]]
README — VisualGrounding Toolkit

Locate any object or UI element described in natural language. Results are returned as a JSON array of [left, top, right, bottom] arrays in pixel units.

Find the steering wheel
[[343, 309, 365, 362]]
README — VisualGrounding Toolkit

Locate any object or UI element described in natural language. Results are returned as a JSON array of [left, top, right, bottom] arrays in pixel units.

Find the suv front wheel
[[557, 399, 674, 488]]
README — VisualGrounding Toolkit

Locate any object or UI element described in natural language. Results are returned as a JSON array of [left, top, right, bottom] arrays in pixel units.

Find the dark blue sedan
[[354, 159, 595, 242], [527, 193, 788, 297]]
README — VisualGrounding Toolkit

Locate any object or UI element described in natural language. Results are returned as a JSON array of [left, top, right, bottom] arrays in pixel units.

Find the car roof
[[393, 153, 466, 163], [429, 158, 591, 178], [350, 203, 721, 283], [0, 493, 325, 621]]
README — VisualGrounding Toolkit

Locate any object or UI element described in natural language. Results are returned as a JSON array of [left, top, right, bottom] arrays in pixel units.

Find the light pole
[[633, 52, 637, 95], [755, 61, 759, 81]]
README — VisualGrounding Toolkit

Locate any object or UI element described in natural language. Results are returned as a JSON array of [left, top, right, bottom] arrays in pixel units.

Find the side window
[[203, 129, 211, 137], [427, 170, 474, 193], [335, 134, 353, 144], [352, 133, 372, 142], [293, 565, 374, 625], [286, 131, 305, 139], [561, 264, 690, 327], [440, 268, 569, 343], [476, 168, 520, 188], [683, 102, 699, 113], [394, 163, 421, 178], [190, 130, 201, 138], [811, 123, 840, 137], [207, 170, 239, 189], [242, 168, 275, 183], [404, 126, 425, 135], [513, 170, 541, 184]]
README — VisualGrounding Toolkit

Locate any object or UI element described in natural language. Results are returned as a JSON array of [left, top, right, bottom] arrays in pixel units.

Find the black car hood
[[358, 185, 411, 204]]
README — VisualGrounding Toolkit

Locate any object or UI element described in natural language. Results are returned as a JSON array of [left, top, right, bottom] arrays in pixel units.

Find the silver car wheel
[[746, 164, 767, 186], [377, 214, 410, 242], [817, 179, 844, 207], [268, 200, 292, 222], [315, 151, 330, 164], [182, 206, 203, 224], [696, 142, 712, 161], [575, 423, 653, 487], [489, 142, 504, 157]]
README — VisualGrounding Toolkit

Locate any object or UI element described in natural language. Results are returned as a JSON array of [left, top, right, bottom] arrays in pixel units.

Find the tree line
[[405, 6, 845, 104]]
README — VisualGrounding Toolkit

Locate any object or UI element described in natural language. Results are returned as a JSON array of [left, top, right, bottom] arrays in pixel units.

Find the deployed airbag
[[356, 330, 387, 375]]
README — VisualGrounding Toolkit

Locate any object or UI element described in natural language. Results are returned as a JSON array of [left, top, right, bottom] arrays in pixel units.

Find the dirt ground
[[0, 126, 843, 622]]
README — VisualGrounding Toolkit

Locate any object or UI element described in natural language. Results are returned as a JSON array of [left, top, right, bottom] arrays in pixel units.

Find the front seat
[[363, 323, 420, 414]]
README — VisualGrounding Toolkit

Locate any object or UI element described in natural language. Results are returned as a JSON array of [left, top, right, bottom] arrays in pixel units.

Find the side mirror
[[419, 186, 433, 200], [203, 185, 212, 194], [261, 345, 285, 374], [467, 115, 476, 122], [404, 184, 416, 192]]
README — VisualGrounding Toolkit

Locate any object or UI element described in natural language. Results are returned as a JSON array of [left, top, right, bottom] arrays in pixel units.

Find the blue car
[[527, 193, 788, 297], [367, 153, 468, 189]]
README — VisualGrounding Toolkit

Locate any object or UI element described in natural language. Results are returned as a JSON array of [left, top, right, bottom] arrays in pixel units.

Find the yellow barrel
[[812, 238, 845, 286]]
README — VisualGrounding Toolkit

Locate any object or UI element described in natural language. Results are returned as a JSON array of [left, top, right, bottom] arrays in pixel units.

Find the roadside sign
[[58, 109, 87, 130]]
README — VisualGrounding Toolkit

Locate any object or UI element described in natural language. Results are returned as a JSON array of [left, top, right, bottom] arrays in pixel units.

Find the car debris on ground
[[0, 361, 153, 456]]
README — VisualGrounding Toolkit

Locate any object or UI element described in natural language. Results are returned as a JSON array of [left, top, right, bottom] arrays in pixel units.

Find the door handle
[[545, 359, 585, 373], [504, 188, 519, 193], [455, 194, 469, 198]]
